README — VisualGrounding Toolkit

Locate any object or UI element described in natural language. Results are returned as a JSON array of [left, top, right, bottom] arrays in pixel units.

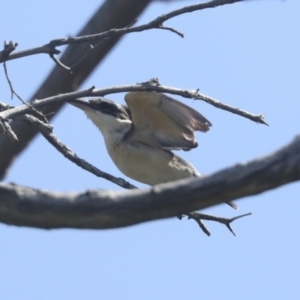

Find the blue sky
[[1, 1, 300, 299]]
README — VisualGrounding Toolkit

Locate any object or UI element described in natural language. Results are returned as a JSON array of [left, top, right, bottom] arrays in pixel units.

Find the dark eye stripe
[[89, 98, 130, 120]]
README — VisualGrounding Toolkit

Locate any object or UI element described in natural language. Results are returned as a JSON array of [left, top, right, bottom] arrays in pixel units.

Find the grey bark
[[1, 135, 299, 229]]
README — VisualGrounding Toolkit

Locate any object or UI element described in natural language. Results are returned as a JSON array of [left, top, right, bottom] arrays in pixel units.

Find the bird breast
[[104, 135, 200, 186]]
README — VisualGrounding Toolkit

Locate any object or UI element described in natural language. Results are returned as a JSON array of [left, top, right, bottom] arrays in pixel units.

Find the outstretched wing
[[124, 92, 212, 150]]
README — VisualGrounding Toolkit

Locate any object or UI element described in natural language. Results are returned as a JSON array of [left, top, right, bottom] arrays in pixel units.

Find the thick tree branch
[[0, 135, 299, 229]]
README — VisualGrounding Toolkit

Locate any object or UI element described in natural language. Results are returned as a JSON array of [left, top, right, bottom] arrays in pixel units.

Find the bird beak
[[68, 98, 92, 111]]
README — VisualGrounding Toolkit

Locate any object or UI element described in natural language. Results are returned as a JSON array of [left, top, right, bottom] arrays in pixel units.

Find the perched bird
[[69, 92, 237, 209]]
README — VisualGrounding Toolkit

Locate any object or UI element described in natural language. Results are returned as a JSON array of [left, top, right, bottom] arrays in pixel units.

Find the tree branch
[[0, 81, 267, 126], [184, 212, 252, 236], [0, 0, 246, 64], [0, 135, 299, 229]]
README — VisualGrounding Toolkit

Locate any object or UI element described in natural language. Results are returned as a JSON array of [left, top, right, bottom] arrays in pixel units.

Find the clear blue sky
[[1, 1, 300, 299]]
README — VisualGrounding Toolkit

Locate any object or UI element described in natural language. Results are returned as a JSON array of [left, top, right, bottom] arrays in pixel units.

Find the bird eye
[[90, 99, 115, 112], [89, 99, 129, 120]]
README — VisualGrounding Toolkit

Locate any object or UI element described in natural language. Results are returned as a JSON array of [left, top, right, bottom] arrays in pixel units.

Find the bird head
[[68, 98, 131, 135]]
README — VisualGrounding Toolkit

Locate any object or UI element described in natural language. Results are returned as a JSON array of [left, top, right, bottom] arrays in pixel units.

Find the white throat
[[84, 109, 131, 143]]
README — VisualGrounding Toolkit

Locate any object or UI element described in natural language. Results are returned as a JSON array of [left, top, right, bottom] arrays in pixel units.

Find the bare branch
[[49, 53, 71, 72], [185, 212, 252, 236], [0, 81, 267, 125], [156, 0, 244, 21], [19, 114, 136, 190], [0, 0, 246, 64], [46, 0, 246, 47], [157, 25, 184, 38], [3, 62, 14, 99], [3, 62, 47, 122], [0, 135, 299, 229]]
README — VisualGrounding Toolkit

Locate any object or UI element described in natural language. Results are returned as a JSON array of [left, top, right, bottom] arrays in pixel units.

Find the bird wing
[[124, 92, 212, 150]]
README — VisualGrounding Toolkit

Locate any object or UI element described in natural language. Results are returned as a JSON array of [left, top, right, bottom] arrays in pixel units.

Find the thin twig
[[3, 62, 47, 122], [49, 53, 71, 72], [185, 212, 252, 236], [3, 61, 15, 100], [158, 25, 184, 38], [192, 92, 268, 125]]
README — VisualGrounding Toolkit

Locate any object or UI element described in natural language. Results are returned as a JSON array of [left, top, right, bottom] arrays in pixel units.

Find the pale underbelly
[[108, 143, 199, 186]]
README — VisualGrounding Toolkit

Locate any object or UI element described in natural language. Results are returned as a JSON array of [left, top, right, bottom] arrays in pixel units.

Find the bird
[[69, 92, 237, 210]]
